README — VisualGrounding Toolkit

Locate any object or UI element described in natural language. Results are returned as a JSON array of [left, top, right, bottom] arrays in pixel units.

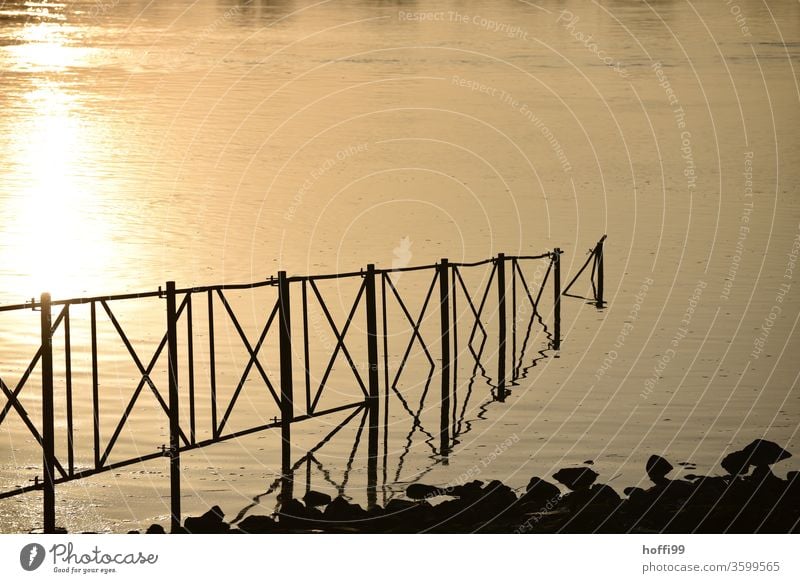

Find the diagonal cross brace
[[98, 298, 190, 467], [308, 278, 368, 413], [216, 293, 281, 435]]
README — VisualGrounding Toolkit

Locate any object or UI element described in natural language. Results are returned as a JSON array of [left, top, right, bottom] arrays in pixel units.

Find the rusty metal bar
[[438, 259, 451, 458], [497, 254, 507, 402], [278, 271, 294, 501], [186, 293, 196, 445], [64, 305, 74, 476], [553, 249, 562, 351], [166, 281, 181, 533], [365, 264, 379, 508], [207, 289, 217, 439], [91, 301, 100, 469], [40, 293, 56, 533]]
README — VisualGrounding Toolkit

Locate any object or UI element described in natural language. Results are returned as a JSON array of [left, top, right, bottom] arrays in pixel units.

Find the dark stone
[[126, 530, 139, 534], [184, 505, 230, 534], [450, 481, 484, 499], [145, 524, 166, 534], [303, 490, 333, 507], [646, 455, 674, 484], [553, 467, 599, 490], [385, 499, 419, 514], [624, 486, 647, 500], [722, 450, 752, 476], [521, 477, 561, 507], [238, 515, 276, 533], [741, 439, 792, 466], [406, 483, 443, 500], [589, 484, 622, 505], [278, 498, 308, 527], [323, 496, 365, 523]]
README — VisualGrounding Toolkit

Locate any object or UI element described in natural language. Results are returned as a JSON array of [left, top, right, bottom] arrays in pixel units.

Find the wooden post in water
[[496, 254, 507, 402], [277, 271, 294, 501], [165, 281, 181, 533], [596, 237, 605, 308], [438, 258, 451, 459], [40, 293, 56, 534], [553, 249, 561, 350], [365, 264, 379, 508]]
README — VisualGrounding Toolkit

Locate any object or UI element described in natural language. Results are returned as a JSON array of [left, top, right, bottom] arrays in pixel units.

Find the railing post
[[365, 264, 379, 508], [596, 237, 605, 308], [553, 249, 561, 350], [40, 293, 55, 534], [438, 258, 451, 459], [496, 254, 507, 401], [165, 281, 181, 533], [278, 271, 294, 501]]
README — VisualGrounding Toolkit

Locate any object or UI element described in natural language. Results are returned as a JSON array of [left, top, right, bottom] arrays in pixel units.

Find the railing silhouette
[[0, 237, 606, 533]]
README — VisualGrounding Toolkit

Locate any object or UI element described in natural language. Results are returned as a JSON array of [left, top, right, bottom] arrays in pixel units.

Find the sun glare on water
[[1, 19, 116, 302]]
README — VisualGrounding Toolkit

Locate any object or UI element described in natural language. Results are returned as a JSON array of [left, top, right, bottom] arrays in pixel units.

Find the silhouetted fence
[[0, 237, 606, 533]]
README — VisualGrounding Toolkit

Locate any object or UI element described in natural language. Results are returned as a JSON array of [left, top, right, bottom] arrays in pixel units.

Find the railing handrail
[[0, 251, 557, 312]]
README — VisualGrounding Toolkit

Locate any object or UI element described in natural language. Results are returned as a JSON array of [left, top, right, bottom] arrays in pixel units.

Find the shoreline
[[119, 439, 799, 534]]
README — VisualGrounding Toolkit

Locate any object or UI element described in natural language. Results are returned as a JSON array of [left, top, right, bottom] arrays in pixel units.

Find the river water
[[0, 0, 799, 532]]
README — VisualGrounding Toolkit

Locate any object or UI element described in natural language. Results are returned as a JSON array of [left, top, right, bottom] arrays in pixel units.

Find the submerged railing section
[[0, 236, 606, 533]]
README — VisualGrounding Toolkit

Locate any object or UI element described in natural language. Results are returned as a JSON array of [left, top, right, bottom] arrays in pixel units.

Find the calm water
[[1, 0, 799, 532]]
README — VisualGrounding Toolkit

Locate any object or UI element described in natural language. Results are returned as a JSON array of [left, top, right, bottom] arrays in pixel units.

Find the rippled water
[[1, 0, 799, 532]]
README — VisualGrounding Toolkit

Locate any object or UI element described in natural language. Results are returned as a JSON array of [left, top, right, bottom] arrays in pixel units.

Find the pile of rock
[[137, 438, 797, 534]]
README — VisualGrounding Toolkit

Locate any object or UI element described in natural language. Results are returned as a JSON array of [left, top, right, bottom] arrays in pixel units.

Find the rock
[[589, 484, 622, 505], [126, 530, 139, 534], [184, 506, 230, 534], [646, 455, 674, 484], [303, 490, 332, 507], [238, 515, 276, 533], [406, 483, 443, 500], [480, 480, 518, 509], [450, 481, 484, 499], [278, 498, 308, 526], [323, 496, 365, 522], [385, 498, 419, 514], [741, 440, 792, 467], [624, 486, 647, 500], [722, 440, 792, 476], [145, 524, 165, 534], [553, 467, 598, 490], [521, 477, 561, 507], [722, 450, 752, 476]]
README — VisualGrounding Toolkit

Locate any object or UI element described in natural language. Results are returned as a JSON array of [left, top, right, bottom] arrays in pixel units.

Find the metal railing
[[0, 236, 606, 533]]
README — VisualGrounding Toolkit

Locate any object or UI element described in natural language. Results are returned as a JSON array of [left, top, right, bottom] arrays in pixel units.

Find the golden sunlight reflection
[[1, 29, 115, 300]]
